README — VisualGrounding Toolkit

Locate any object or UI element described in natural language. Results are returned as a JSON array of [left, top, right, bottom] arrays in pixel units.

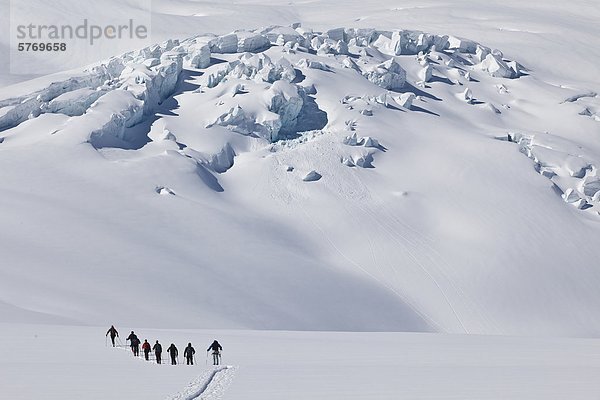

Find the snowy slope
[[0, 0, 599, 338]]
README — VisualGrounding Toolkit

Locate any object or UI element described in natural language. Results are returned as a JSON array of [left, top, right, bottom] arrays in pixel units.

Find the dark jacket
[[207, 341, 222, 353], [127, 333, 138, 342], [127, 333, 140, 347], [167, 344, 178, 356], [184, 346, 195, 357], [106, 327, 118, 337], [153, 343, 162, 353]]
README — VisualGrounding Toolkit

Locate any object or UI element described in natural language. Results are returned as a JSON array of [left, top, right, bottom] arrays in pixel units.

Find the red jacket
[[142, 342, 151, 351]]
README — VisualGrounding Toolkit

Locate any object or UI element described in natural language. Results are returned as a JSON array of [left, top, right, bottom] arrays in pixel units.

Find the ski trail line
[[166, 366, 237, 400]]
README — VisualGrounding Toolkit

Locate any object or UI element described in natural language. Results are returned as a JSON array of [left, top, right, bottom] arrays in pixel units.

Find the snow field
[[1, 324, 600, 400]]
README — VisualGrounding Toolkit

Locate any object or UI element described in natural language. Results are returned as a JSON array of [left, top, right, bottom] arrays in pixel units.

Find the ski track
[[166, 366, 237, 400]]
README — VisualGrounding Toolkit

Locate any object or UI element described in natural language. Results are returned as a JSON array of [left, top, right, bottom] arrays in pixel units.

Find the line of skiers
[[106, 325, 223, 365]]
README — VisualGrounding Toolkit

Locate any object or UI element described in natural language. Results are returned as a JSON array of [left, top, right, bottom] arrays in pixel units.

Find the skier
[[153, 340, 163, 364], [207, 340, 222, 365], [167, 343, 178, 365], [184, 343, 195, 365], [126, 331, 140, 356], [105, 325, 119, 347], [142, 339, 151, 361], [133, 341, 140, 356]]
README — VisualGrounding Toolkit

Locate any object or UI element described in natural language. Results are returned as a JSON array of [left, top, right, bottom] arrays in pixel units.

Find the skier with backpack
[[153, 340, 163, 364], [105, 325, 119, 347], [126, 331, 140, 356], [167, 343, 178, 365], [142, 339, 151, 360], [184, 343, 195, 365], [207, 340, 222, 365]]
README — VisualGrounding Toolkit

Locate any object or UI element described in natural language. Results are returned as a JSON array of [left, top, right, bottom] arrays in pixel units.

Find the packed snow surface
[[1, 324, 600, 400]]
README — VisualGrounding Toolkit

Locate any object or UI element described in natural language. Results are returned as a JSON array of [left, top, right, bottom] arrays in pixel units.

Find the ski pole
[[105, 335, 107, 347], [206, 351, 208, 366]]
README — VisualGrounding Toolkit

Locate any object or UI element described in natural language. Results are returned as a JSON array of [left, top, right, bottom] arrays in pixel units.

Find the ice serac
[[266, 80, 304, 138], [297, 58, 331, 71], [372, 30, 449, 55], [0, 36, 192, 136], [479, 53, 520, 78], [363, 59, 406, 90], [207, 104, 280, 143], [390, 31, 432, 55], [510, 132, 600, 212], [475, 45, 491, 63], [208, 105, 262, 136], [447, 35, 478, 53], [88, 90, 145, 148], [43, 88, 106, 116], [326, 27, 346, 42], [262, 26, 306, 46], [397, 92, 416, 109], [118, 54, 183, 114], [210, 33, 239, 53], [418, 64, 433, 82], [236, 31, 270, 53], [0, 64, 120, 131], [207, 53, 296, 87], [208, 143, 237, 173], [186, 42, 211, 69]]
